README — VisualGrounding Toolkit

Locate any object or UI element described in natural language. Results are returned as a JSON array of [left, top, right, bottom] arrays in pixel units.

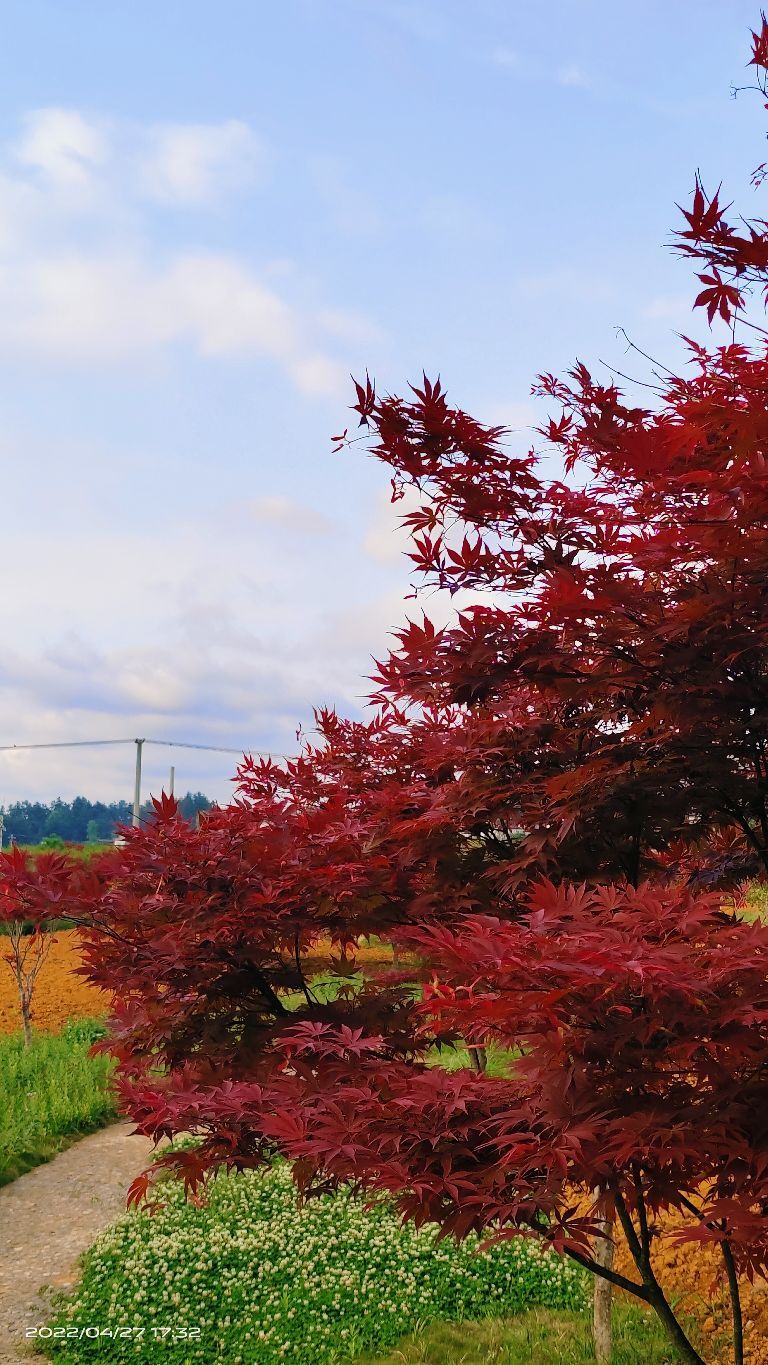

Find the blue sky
[[0, 0, 761, 806]]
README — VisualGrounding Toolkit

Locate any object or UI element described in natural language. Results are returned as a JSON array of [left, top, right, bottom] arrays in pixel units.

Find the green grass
[[0, 1018, 117, 1184], [0, 917, 77, 935], [745, 879, 768, 918], [42, 1161, 589, 1363], [352, 1303, 677, 1363], [426, 1042, 516, 1076], [9, 841, 112, 859], [280, 973, 361, 1009], [284, 975, 516, 1076]]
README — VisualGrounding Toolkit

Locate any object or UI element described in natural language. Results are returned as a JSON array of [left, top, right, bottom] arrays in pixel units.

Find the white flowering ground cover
[[41, 1161, 588, 1363]]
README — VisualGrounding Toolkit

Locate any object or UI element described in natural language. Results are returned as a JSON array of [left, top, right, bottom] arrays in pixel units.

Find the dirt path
[[0, 1122, 156, 1363]]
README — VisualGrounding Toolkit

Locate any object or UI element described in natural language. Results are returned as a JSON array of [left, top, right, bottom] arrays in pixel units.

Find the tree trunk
[[722, 1240, 744, 1365], [593, 1210, 614, 1362], [21, 996, 32, 1048], [468, 1045, 487, 1072]]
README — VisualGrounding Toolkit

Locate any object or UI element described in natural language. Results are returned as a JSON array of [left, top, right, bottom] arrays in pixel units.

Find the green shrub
[[43, 1162, 588, 1363], [0, 1021, 116, 1184], [61, 1017, 109, 1045]]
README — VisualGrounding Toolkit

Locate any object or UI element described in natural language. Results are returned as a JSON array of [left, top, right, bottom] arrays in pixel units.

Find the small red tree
[[0, 848, 87, 1043], [9, 15, 768, 1365], [3, 919, 55, 1046]]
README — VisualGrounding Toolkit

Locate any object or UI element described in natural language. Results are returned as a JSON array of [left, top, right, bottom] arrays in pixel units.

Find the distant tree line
[[0, 793, 213, 846]]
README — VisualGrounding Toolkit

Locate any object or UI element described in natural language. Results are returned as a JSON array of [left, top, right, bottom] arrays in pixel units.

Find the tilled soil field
[[0, 931, 108, 1035], [0, 931, 396, 1037]]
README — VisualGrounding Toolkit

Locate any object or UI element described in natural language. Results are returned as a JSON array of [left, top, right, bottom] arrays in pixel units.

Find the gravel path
[[0, 1123, 156, 1363]]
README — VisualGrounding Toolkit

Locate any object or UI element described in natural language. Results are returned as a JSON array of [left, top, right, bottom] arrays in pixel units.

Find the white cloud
[[557, 64, 590, 89], [0, 250, 352, 395], [0, 105, 393, 803], [165, 254, 297, 355], [0, 109, 376, 397], [289, 353, 348, 397], [248, 496, 335, 536], [14, 108, 108, 186], [0, 469, 500, 804], [0, 499, 404, 801], [139, 119, 268, 204], [14, 109, 268, 206]]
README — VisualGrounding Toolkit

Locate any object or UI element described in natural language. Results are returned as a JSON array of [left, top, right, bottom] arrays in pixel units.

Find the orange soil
[[0, 932, 396, 1039], [614, 1208, 768, 1364], [0, 929, 109, 1035]]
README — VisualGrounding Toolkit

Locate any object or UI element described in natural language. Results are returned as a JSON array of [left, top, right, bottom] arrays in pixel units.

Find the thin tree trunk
[[721, 1240, 744, 1365], [678, 1193, 743, 1365], [645, 1284, 707, 1365], [21, 997, 32, 1048], [593, 1206, 614, 1361], [613, 1188, 707, 1365], [468, 1045, 487, 1072]]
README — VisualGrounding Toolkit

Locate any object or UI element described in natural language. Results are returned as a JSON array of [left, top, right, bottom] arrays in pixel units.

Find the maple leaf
[[693, 269, 742, 324], [679, 178, 728, 240], [750, 14, 768, 68], [351, 372, 376, 426]]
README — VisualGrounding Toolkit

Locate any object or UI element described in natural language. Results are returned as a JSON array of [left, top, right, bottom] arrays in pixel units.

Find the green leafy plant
[[43, 1162, 588, 1363]]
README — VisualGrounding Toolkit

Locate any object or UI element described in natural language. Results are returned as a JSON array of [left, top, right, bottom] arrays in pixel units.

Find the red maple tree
[[8, 15, 768, 1365]]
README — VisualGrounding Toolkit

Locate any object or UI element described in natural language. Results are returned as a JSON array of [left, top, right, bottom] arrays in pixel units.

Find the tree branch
[[562, 1246, 650, 1299], [612, 1186, 644, 1267], [722, 1238, 744, 1365], [294, 932, 316, 1009], [678, 1194, 743, 1365], [632, 1163, 652, 1271]]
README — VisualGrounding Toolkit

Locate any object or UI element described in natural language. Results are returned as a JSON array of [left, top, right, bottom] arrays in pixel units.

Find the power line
[[0, 737, 291, 831], [0, 739, 136, 751], [0, 738, 285, 757], [143, 739, 284, 757]]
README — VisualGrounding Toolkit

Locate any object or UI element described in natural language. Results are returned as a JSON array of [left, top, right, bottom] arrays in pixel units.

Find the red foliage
[[9, 17, 768, 1364]]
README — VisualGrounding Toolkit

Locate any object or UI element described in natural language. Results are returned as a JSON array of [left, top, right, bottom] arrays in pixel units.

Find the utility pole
[[169, 765, 175, 797], [132, 739, 144, 827]]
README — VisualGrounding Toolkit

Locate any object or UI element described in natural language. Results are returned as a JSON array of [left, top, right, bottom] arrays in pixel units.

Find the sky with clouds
[[0, 0, 761, 807]]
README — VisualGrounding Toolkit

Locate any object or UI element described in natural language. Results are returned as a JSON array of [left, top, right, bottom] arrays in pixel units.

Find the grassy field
[[0, 1018, 116, 1184], [5, 841, 113, 862], [352, 1304, 677, 1363]]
